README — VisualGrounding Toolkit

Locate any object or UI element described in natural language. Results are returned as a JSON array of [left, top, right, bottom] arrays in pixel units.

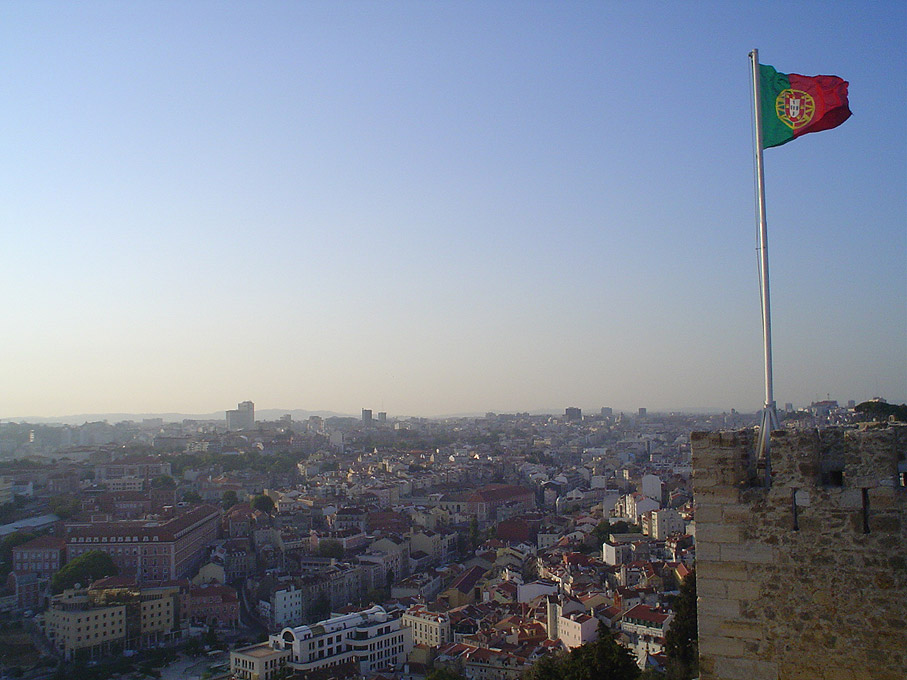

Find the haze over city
[[2, 2, 905, 419]]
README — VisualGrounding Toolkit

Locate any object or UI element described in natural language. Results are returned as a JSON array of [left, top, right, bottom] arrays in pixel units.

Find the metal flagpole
[[750, 48, 781, 484]]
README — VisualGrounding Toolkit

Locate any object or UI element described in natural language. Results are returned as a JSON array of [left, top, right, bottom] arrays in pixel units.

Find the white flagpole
[[750, 48, 780, 483]]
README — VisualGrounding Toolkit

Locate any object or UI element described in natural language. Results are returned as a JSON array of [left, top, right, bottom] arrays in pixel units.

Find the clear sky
[[2, 1, 905, 419]]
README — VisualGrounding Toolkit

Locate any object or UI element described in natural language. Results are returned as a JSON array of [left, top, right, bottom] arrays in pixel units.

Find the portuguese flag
[[759, 63, 851, 148]]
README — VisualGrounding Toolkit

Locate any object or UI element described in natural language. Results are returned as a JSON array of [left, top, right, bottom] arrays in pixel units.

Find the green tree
[[251, 494, 276, 516], [272, 667, 294, 680], [221, 490, 239, 510], [183, 637, 203, 656], [309, 593, 331, 621], [664, 571, 697, 680], [51, 550, 118, 593], [854, 401, 907, 422], [202, 625, 220, 648], [150, 475, 176, 489], [468, 517, 480, 549], [48, 494, 82, 519], [522, 624, 638, 680], [522, 652, 561, 680], [426, 668, 467, 680], [182, 490, 202, 504], [563, 625, 639, 680], [364, 587, 387, 604], [591, 521, 611, 545], [317, 539, 344, 559]]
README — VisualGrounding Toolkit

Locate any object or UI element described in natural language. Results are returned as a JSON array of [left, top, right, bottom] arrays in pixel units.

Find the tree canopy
[[251, 494, 276, 515], [52, 550, 118, 593], [150, 475, 176, 489], [221, 490, 239, 510], [317, 539, 343, 559], [309, 592, 332, 621], [664, 570, 697, 680], [854, 401, 907, 422], [426, 669, 467, 680], [523, 624, 639, 680], [48, 494, 82, 519], [593, 520, 641, 545]]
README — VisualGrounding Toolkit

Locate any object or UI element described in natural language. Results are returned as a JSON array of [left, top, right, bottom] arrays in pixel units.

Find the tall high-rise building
[[377, 411, 387, 422], [361, 409, 373, 423], [226, 401, 255, 431], [565, 407, 582, 421]]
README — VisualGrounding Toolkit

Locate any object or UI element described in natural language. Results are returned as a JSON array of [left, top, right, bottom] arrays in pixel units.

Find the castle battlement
[[692, 425, 906, 680]]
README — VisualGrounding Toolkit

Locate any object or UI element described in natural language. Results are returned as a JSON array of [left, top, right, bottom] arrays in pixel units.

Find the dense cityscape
[[4, 1, 905, 679], [0, 397, 895, 680]]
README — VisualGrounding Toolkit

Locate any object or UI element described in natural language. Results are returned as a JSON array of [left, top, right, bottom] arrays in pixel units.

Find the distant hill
[[1, 409, 350, 425], [3, 405, 733, 425]]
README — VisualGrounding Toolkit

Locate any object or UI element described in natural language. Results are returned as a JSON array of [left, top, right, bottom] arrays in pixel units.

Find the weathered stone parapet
[[693, 425, 907, 680]]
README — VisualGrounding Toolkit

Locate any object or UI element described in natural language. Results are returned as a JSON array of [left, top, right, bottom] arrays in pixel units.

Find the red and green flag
[[759, 63, 851, 148]]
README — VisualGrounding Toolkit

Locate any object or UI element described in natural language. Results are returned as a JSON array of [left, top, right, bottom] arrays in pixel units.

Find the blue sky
[[2, 1, 904, 418]]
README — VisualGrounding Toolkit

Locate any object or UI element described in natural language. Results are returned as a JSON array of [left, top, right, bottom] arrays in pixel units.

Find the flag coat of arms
[[759, 63, 851, 148]]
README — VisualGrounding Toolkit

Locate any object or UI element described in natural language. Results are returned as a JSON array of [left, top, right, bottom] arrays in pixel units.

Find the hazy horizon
[[3, 2, 905, 418], [0, 399, 877, 425]]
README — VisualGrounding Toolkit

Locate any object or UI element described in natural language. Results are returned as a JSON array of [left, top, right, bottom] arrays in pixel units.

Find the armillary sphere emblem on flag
[[775, 89, 816, 130]]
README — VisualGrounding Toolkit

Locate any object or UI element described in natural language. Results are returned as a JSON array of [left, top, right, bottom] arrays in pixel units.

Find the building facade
[[402, 604, 451, 647], [43, 579, 182, 660], [64, 505, 221, 583], [231, 605, 411, 678], [12, 535, 66, 579], [227, 401, 255, 431]]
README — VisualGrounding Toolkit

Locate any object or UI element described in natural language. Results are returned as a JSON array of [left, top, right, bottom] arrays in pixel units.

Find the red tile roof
[[13, 536, 66, 551], [623, 604, 670, 625]]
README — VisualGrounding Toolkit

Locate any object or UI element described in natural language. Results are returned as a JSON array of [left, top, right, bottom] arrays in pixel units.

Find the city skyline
[[3, 2, 905, 418], [0, 396, 884, 425]]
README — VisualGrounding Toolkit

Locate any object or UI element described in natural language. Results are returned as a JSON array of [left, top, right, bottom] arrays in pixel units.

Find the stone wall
[[692, 425, 906, 680]]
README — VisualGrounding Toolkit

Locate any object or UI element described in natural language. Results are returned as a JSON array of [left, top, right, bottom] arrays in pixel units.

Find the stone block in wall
[[699, 634, 746, 658], [719, 542, 775, 564], [713, 656, 778, 680], [695, 540, 720, 561], [714, 618, 763, 641], [720, 503, 758, 524], [697, 595, 740, 620], [697, 523, 742, 544], [697, 559, 750, 581], [695, 504, 724, 523], [723, 579, 761, 600], [695, 576, 727, 599]]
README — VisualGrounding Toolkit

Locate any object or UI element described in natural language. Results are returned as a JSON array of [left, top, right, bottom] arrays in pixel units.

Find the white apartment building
[[620, 603, 673, 659], [232, 606, 412, 679], [556, 611, 598, 649], [545, 596, 597, 649], [640, 474, 662, 502], [644, 508, 685, 540], [402, 604, 451, 647], [260, 582, 304, 629], [516, 580, 558, 604]]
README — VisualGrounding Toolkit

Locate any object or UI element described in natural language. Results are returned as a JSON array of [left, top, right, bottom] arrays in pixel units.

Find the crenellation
[[693, 425, 907, 679]]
